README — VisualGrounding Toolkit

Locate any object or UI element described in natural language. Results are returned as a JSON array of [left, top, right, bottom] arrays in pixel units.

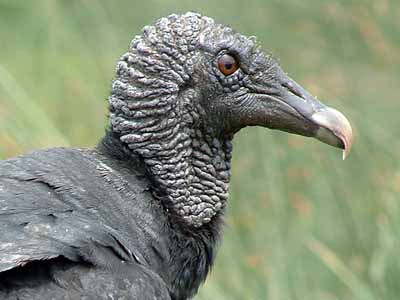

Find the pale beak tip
[[342, 131, 353, 160], [311, 107, 353, 159], [342, 149, 347, 160]]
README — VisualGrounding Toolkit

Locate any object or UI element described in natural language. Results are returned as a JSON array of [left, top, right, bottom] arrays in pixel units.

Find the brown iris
[[218, 53, 239, 76]]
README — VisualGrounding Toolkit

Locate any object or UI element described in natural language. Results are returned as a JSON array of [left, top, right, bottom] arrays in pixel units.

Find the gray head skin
[[109, 12, 353, 228]]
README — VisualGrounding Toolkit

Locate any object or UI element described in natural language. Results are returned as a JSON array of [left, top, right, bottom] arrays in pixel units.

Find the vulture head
[[108, 12, 353, 228]]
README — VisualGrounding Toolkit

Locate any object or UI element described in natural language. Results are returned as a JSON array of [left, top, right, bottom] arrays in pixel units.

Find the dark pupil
[[225, 63, 233, 70]]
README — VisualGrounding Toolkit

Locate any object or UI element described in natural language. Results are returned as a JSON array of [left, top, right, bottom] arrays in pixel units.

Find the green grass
[[0, 1, 399, 299]]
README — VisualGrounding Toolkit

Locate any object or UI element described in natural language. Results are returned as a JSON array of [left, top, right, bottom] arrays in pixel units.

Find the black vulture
[[0, 12, 353, 300]]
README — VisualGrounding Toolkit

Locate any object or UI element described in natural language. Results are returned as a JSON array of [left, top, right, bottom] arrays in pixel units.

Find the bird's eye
[[218, 53, 239, 76]]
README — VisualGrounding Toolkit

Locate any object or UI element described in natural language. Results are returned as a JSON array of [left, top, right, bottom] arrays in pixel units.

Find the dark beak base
[[266, 73, 353, 159]]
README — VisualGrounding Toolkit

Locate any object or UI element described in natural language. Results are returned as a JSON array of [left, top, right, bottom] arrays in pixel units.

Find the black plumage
[[0, 12, 352, 300], [0, 137, 218, 300]]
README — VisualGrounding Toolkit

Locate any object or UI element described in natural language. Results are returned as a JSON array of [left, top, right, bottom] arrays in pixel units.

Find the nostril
[[282, 81, 304, 99]]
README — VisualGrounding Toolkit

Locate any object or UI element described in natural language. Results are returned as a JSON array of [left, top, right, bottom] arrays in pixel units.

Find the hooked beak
[[259, 72, 353, 159], [311, 107, 353, 159]]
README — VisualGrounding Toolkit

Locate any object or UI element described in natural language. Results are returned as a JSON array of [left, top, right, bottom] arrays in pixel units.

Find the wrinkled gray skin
[[0, 12, 350, 300]]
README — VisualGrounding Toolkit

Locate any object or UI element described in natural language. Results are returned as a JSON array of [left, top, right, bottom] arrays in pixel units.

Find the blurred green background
[[0, 0, 399, 299]]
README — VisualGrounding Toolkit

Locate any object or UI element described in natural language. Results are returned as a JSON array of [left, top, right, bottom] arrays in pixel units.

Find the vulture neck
[[108, 70, 233, 227], [103, 116, 233, 228], [149, 125, 233, 228]]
